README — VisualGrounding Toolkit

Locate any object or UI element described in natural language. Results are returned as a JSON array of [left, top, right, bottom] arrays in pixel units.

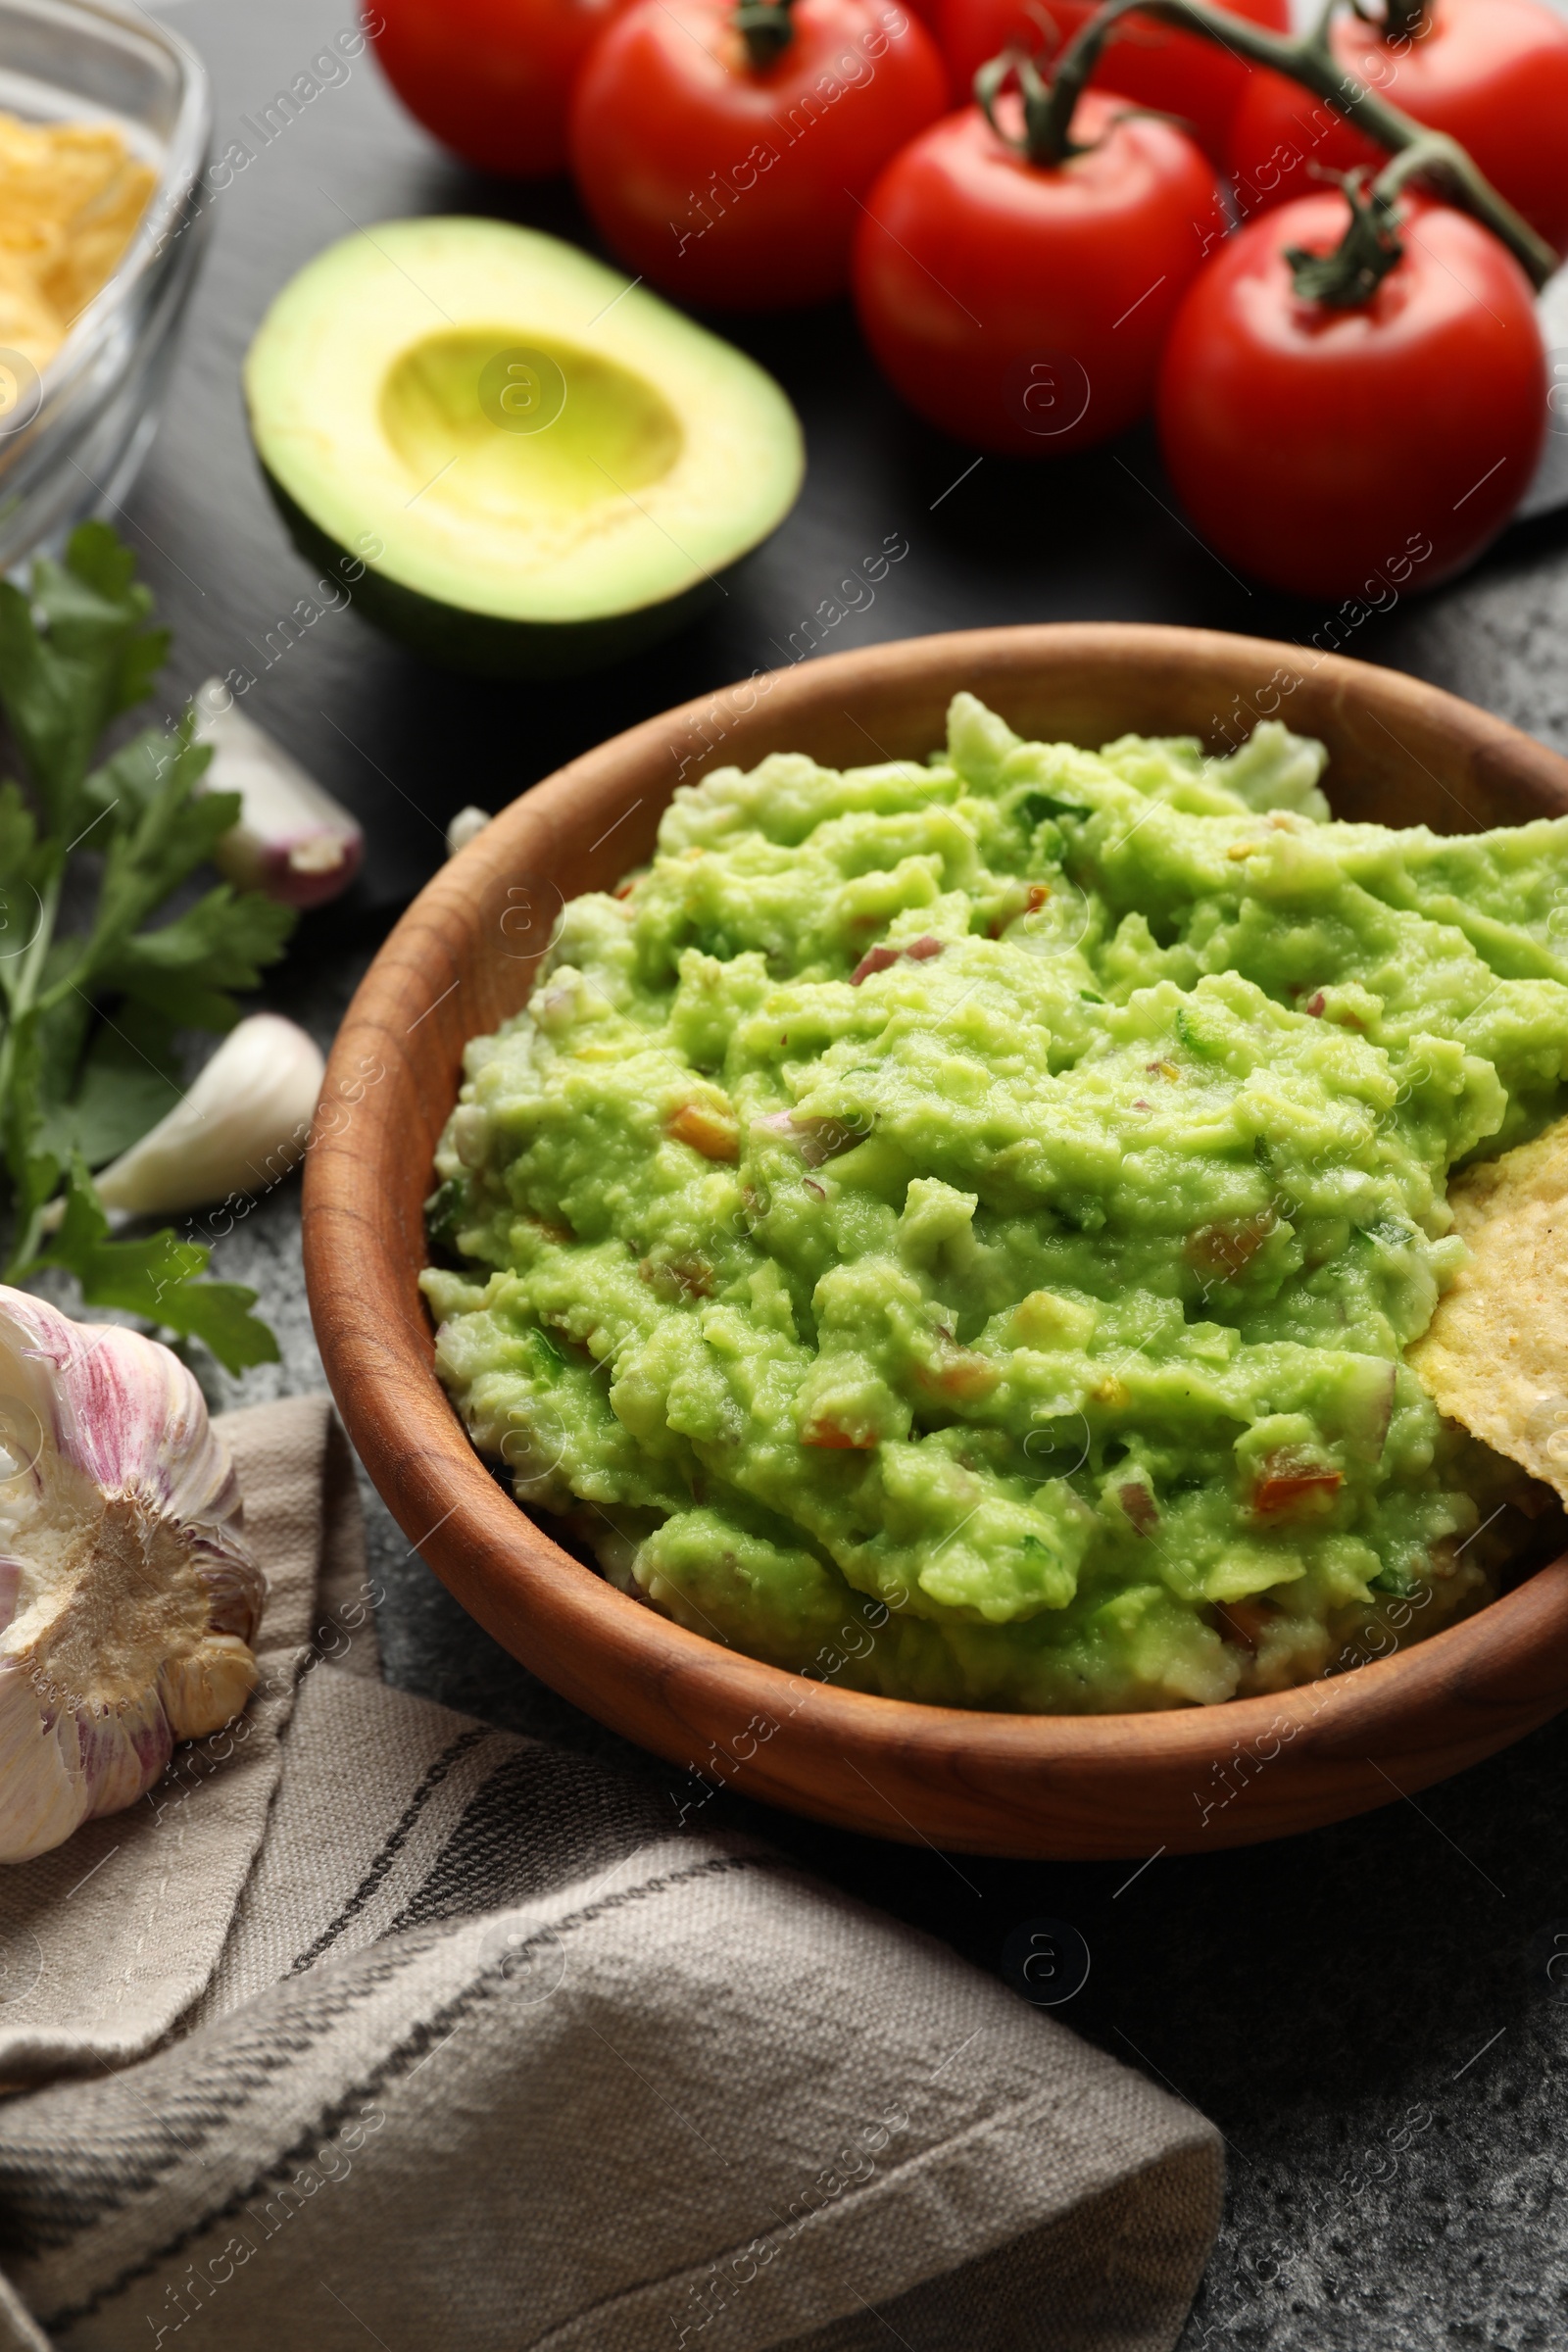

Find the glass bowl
[[0, 0, 211, 571]]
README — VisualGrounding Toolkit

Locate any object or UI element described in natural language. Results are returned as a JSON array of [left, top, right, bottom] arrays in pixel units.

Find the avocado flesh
[[244, 218, 804, 678]]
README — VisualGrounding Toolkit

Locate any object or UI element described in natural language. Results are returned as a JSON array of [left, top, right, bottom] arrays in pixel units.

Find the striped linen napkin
[[0, 1396, 1221, 2351]]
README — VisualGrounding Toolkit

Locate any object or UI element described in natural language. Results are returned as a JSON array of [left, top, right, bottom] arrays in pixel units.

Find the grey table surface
[[111, 2, 1568, 2344]]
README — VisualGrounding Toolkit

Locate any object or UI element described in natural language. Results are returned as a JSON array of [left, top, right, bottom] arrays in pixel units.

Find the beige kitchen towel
[[0, 1398, 1222, 2352]]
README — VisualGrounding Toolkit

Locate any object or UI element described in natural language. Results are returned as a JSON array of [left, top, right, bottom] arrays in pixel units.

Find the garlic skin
[[193, 679, 364, 910], [95, 1014, 325, 1219], [0, 1288, 264, 1864]]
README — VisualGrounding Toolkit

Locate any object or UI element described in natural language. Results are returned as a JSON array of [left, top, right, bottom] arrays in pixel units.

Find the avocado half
[[243, 218, 805, 680]]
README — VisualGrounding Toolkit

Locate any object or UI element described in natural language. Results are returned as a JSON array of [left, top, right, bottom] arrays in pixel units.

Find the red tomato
[[1156, 192, 1548, 598], [939, 0, 1291, 163], [568, 0, 949, 309], [903, 0, 956, 95], [368, 0, 633, 177], [853, 87, 1224, 456], [1229, 0, 1568, 256]]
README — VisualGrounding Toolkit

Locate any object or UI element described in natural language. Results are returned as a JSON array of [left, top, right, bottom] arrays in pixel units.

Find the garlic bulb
[[193, 679, 364, 909], [0, 1288, 264, 1863], [95, 1014, 325, 1219]]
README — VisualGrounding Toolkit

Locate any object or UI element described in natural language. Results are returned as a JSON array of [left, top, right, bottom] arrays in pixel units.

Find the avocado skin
[[260, 466, 724, 681]]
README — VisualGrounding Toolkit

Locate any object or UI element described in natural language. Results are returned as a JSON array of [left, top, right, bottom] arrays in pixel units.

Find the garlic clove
[[445, 806, 492, 858], [0, 1665, 88, 1866], [0, 1289, 264, 1863], [77, 1683, 174, 1823], [193, 679, 364, 910], [94, 1012, 324, 1219], [159, 1635, 259, 1741]]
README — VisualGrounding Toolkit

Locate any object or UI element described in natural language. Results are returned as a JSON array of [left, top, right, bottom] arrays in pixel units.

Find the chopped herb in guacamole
[[420, 696, 1568, 1712]]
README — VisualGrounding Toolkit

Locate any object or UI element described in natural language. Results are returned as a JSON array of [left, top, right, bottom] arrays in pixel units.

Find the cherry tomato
[[1156, 192, 1548, 598], [368, 0, 633, 177], [1228, 0, 1568, 257], [853, 86, 1224, 456], [903, 0, 956, 94], [568, 0, 949, 309], [938, 0, 1291, 164]]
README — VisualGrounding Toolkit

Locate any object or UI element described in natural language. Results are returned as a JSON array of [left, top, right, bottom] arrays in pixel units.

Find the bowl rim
[[304, 620, 1568, 1854]]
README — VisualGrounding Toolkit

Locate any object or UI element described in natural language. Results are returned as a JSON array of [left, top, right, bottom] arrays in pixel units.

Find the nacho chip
[[1408, 1115, 1568, 1500], [0, 110, 154, 377]]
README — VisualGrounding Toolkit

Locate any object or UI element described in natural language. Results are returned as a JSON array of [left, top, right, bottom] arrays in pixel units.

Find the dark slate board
[[123, 4, 1568, 2345]]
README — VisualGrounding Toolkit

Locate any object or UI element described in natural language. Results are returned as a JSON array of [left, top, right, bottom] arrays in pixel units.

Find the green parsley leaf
[[0, 526, 295, 1359], [424, 1176, 470, 1258], [1018, 789, 1090, 829], [37, 1161, 278, 1372], [0, 520, 169, 836], [97, 884, 296, 1031], [38, 1009, 181, 1169]]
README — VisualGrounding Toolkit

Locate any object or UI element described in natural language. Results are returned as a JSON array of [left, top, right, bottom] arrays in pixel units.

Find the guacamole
[[420, 697, 1568, 1712]]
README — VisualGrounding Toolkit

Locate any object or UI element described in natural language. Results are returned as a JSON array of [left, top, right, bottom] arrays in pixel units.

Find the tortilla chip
[[0, 110, 153, 372], [0, 262, 64, 374], [37, 153, 156, 321], [1408, 1115, 1568, 1500]]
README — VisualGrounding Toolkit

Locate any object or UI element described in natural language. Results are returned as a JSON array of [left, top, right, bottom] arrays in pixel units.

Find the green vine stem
[[1283, 172, 1404, 304], [1374, 0, 1431, 45], [1005, 0, 1555, 292], [975, 46, 1060, 161], [734, 0, 796, 69]]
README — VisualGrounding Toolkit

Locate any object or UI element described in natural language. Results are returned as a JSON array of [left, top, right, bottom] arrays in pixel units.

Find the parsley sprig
[[0, 524, 296, 1370]]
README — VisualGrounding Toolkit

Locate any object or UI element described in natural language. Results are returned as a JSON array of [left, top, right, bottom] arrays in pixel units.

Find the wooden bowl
[[303, 624, 1568, 1858]]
